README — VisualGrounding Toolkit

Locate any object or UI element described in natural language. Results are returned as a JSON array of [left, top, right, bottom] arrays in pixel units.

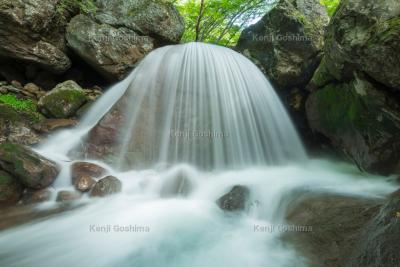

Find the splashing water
[[0, 43, 396, 267]]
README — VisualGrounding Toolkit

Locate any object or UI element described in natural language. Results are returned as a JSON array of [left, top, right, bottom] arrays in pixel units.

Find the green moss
[[57, 0, 97, 16], [314, 82, 364, 133], [0, 96, 43, 123], [320, 0, 340, 17], [0, 94, 36, 113]]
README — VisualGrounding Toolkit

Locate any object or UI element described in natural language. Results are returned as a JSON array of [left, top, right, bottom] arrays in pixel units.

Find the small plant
[[0, 94, 37, 114], [57, 0, 97, 16], [320, 0, 340, 17]]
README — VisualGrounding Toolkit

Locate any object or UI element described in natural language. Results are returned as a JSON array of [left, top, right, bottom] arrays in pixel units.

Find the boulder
[[38, 80, 87, 118], [217, 185, 250, 212], [284, 192, 384, 267], [345, 190, 400, 267], [56, 190, 82, 203], [0, 170, 23, 207], [66, 14, 155, 81], [71, 161, 107, 183], [90, 176, 122, 197], [95, 0, 185, 43], [74, 175, 96, 192], [0, 143, 60, 189], [236, 0, 329, 89], [306, 74, 400, 174], [0, 0, 71, 73], [310, 0, 400, 90]]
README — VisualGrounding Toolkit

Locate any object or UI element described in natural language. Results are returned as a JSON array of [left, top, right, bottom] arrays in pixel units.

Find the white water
[[0, 43, 396, 267]]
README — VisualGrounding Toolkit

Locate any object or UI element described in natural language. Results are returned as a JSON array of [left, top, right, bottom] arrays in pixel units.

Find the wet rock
[[0, 170, 23, 207], [74, 175, 96, 192], [90, 176, 122, 197], [95, 0, 185, 43], [23, 83, 40, 94], [306, 74, 400, 175], [71, 162, 107, 184], [160, 171, 193, 197], [284, 193, 384, 267], [56, 190, 82, 203], [0, 0, 71, 73], [21, 188, 52, 205], [236, 0, 329, 89], [310, 0, 400, 90], [66, 14, 155, 81], [217, 185, 250, 212], [34, 119, 78, 134], [0, 143, 60, 189], [38, 80, 87, 118], [345, 190, 400, 267]]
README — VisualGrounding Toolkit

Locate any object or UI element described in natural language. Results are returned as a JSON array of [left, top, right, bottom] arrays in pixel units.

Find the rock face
[[0, 0, 71, 73], [306, 74, 400, 174], [95, 0, 185, 43], [66, 15, 155, 81], [0, 143, 60, 189], [217, 185, 250, 212], [236, 0, 329, 149], [310, 0, 400, 90], [90, 176, 122, 197], [0, 170, 23, 207], [236, 0, 329, 89], [306, 0, 400, 174], [21, 188, 52, 205], [346, 190, 400, 267], [38, 80, 87, 118]]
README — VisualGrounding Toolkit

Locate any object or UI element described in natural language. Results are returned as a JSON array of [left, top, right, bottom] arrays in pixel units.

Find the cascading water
[[0, 43, 396, 267]]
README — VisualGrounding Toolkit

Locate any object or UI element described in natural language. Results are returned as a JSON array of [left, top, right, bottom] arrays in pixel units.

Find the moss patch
[[0, 95, 43, 123]]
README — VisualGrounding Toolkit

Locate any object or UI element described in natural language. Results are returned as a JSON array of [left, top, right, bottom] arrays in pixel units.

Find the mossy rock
[[0, 143, 60, 189], [38, 80, 87, 118], [306, 75, 400, 174], [0, 170, 23, 207]]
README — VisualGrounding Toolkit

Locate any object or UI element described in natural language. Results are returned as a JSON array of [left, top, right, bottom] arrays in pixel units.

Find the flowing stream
[[0, 43, 396, 267]]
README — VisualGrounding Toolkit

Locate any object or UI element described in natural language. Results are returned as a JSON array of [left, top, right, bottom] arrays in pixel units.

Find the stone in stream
[[38, 80, 87, 119], [90, 176, 122, 198], [0, 170, 23, 207], [0, 143, 60, 189], [217, 185, 250, 212], [56, 190, 82, 203], [74, 175, 96, 192], [71, 161, 107, 184]]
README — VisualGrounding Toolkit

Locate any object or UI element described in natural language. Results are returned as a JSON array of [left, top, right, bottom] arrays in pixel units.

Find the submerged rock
[[95, 0, 185, 43], [38, 80, 87, 118], [236, 0, 329, 89], [0, 143, 60, 189], [0, 0, 71, 73], [74, 175, 96, 192], [56, 190, 82, 203], [0, 170, 23, 207], [21, 188, 52, 205], [90, 176, 122, 197], [306, 74, 400, 174], [217, 185, 250, 212], [66, 15, 154, 81]]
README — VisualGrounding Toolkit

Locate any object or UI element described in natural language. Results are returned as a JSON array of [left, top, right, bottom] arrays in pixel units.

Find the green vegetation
[[320, 0, 340, 17], [0, 94, 37, 114], [57, 0, 97, 15], [174, 0, 276, 46]]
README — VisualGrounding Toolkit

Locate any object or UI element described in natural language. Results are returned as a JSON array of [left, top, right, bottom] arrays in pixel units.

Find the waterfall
[[0, 43, 396, 267]]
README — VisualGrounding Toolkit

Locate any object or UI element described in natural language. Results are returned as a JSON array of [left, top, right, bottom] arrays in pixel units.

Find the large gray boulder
[[0, 0, 71, 73], [310, 0, 400, 90], [306, 74, 400, 175], [236, 0, 329, 89], [95, 0, 185, 43], [66, 15, 155, 80]]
